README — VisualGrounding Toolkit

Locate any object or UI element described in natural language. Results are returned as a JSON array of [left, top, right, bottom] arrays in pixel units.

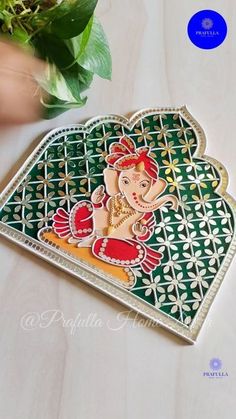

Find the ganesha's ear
[[144, 178, 167, 202], [103, 168, 119, 196]]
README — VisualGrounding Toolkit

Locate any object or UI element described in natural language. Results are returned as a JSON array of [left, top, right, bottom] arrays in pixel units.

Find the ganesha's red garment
[[93, 238, 144, 265], [53, 201, 94, 239], [93, 237, 162, 274], [52, 200, 162, 274]]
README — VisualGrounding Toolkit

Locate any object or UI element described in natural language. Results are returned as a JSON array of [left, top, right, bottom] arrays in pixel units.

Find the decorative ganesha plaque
[[0, 107, 235, 343]]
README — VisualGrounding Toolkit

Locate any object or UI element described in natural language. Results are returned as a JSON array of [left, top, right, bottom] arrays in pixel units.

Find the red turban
[[106, 136, 159, 181]]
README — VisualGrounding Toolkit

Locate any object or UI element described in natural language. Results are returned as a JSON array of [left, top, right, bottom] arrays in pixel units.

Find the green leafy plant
[[0, 0, 112, 118]]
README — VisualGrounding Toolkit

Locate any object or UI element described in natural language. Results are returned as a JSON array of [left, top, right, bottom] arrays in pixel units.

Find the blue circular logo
[[209, 358, 222, 371], [187, 10, 227, 49]]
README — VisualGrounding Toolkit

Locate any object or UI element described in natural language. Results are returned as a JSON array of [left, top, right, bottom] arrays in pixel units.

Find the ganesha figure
[[52, 136, 178, 275]]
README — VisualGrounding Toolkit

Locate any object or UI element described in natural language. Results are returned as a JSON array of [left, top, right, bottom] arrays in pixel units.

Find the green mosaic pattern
[[0, 112, 235, 327]]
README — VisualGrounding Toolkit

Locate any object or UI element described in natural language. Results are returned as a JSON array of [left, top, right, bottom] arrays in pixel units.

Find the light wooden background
[[0, 1, 236, 418]]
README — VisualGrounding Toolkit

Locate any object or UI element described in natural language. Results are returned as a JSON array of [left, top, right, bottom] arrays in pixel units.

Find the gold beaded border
[[0, 106, 235, 344]]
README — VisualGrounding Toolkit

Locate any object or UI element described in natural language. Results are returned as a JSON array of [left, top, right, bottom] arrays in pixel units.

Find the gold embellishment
[[107, 194, 137, 235], [136, 162, 145, 172]]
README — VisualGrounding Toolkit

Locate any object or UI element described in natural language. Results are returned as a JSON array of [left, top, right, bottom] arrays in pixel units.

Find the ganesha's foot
[[92, 237, 163, 273], [77, 236, 96, 248], [52, 200, 94, 240], [67, 236, 95, 247]]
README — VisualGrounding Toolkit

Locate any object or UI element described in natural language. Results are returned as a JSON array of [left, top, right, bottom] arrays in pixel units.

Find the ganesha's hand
[[91, 185, 105, 204], [132, 222, 148, 237]]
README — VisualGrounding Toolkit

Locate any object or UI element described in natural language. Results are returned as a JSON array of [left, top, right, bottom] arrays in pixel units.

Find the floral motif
[[58, 151, 76, 169], [57, 138, 74, 153], [36, 173, 55, 191], [183, 158, 202, 172], [36, 210, 55, 229], [200, 228, 222, 246], [13, 212, 34, 229], [222, 228, 233, 243], [169, 292, 192, 314], [134, 127, 153, 142], [36, 192, 56, 209], [159, 141, 176, 157], [37, 154, 54, 170], [58, 172, 76, 187], [206, 173, 218, 188], [174, 213, 194, 231], [216, 208, 232, 225], [173, 124, 192, 137], [192, 194, 211, 209], [188, 174, 207, 190], [166, 175, 185, 192], [163, 253, 181, 274], [165, 272, 186, 292], [178, 195, 191, 212], [17, 175, 33, 193], [154, 125, 172, 140], [162, 158, 180, 174], [95, 148, 108, 162], [188, 270, 209, 289], [97, 131, 112, 146], [196, 210, 217, 228], [155, 213, 172, 234], [156, 235, 178, 253], [205, 247, 224, 267], [179, 138, 195, 153], [78, 150, 95, 166], [58, 189, 78, 206], [78, 168, 97, 186], [178, 231, 200, 250], [182, 250, 204, 270], [14, 194, 33, 212], [142, 276, 166, 297]]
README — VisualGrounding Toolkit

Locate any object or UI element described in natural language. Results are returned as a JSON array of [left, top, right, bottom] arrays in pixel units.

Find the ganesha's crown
[[106, 136, 159, 180]]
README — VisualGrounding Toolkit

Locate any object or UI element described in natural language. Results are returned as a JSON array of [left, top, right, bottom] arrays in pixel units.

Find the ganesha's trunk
[[129, 194, 178, 212]]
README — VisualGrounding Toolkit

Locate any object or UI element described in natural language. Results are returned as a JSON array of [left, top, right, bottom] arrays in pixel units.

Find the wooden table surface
[[0, 1, 236, 418]]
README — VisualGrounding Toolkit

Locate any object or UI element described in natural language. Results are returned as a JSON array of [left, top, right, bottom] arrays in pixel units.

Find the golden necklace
[[107, 194, 137, 235]]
